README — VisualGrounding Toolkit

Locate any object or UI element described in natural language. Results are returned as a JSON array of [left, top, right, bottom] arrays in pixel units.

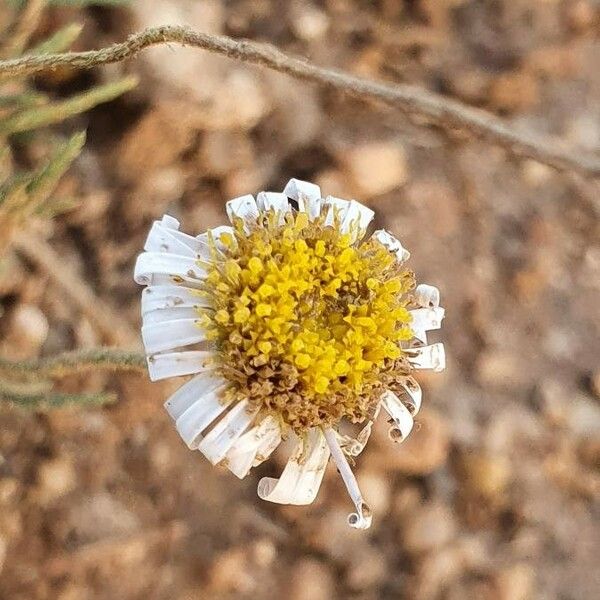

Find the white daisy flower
[[134, 179, 445, 529]]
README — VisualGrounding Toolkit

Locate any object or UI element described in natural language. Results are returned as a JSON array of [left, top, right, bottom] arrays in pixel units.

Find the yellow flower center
[[197, 211, 415, 432]]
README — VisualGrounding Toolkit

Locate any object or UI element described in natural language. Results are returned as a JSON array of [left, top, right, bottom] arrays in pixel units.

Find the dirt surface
[[1, 1, 599, 599]]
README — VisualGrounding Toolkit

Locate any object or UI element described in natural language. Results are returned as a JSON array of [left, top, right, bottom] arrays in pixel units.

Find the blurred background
[[0, 1, 599, 599]]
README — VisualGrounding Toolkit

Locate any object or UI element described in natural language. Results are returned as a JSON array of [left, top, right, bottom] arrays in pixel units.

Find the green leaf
[[0, 91, 48, 109], [26, 130, 85, 213], [0, 75, 138, 135], [30, 22, 83, 55]]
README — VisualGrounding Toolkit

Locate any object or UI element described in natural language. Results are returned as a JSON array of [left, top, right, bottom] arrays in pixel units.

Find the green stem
[[0, 347, 146, 379]]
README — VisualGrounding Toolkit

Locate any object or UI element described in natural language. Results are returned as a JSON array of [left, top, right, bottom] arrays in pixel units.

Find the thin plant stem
[[0, 25, 598, 177], [0, 347, 145, 379]]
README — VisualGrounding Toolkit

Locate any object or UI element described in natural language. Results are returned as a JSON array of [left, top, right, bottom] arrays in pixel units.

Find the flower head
[[134, 179, 445, 529]]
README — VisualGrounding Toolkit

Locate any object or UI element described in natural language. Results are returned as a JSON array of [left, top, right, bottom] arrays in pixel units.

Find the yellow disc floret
[[197, 210, 415, 432]]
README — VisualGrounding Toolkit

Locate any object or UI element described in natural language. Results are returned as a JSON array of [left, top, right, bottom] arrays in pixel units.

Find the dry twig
[[13, 234, 139, 346], [0, 25, 599, 177]]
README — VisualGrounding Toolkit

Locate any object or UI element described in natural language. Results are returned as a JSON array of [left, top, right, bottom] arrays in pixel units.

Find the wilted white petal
[[142, 318, 207, 354], [414, 284, 440, 308], [324, 428, 372, 530], [147, 350, 213, 381], [406, 343, 446, 372], [380, 390, 414, 442], [226, 194, 259, 225], [409, 306, 445, 343], [160, 214, 180, 229], [144, 216, 211, 258], [283, 178, 322, 220], [342, 200, 374, 238], [399, 376, 422, 415], [134, 252, 207, 287], [198, 400, 259, 464], [143, 306, 204, 325], [175, 387, 232, 449], [164, 371, 227, 420], [257, 428, 330, 505], [141, 285, 209, 316], [335, 431, 366, 457], [252, 423, 283, 468], [256, 191, 291, 224], [372, 229, 411, 262], [324, 195, 350, 227], [225, 416, 281, 478]]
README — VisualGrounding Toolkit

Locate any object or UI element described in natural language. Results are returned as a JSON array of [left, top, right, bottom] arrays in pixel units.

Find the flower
[[134, 179, 445, 529]]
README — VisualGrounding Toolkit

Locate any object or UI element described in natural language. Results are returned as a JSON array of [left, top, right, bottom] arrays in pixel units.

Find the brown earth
[[1, 1, 599, 599]]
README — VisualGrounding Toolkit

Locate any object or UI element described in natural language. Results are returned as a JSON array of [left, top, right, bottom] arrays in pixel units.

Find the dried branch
[[0, 347, 145, 379], [0, 25, 598, 176], [13, 234, 139, 346]]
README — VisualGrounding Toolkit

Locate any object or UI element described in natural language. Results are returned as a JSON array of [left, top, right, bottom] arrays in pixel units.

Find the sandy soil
[[1, 1, 599, 599]]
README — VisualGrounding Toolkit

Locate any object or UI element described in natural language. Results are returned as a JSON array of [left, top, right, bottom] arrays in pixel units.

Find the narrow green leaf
[[0, 75, 138, 135], [0, 386, 118, 409], [30, 22, 83, 55], [0, 176, 30, 212], [0, 91, 48, 109], [25, 130, 85, 211], [37, 195, 79, 217]]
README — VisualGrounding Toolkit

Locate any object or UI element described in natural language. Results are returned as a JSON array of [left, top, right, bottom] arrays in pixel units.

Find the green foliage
[[0, 1, 136, 409], [0, 76, 137, 135], [0, 1, 136, 256]]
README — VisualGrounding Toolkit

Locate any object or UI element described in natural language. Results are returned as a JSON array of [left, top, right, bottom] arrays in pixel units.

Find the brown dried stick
[[13, 234, 139, 346], [0, 25, 598, 177]]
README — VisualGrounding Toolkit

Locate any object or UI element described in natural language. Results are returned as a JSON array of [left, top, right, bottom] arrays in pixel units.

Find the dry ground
[[1, 1, 599, 599]]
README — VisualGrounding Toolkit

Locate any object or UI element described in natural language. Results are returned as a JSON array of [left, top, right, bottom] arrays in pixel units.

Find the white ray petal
[[335, 404, 380, 458], [342, 200, 374, 238], [225, 416, 281, 479], [283, 178, 322, 220], [257, 428, 330, 505], [147, 350, 213, 381], [197, 400, 259, 464], [164, 371, 227, 421], [409, 306, 445, 343], [144, 216, 211, 259], [141, 285, 209, 316], [323, 196, 374, 239], [175, 386, 231, 449], [252, 423, 283, 468], [380, 390, 414, 443], [372, 229, 411, 262], [323, 195, 349, 227], [159, 214, 180, 229], [256, 191, 291, 224], [399, 376, 422, 415], [324, 428, 372, 530], [142, 318, 207, 354], [226, 194, 259, 226], [134, 252, 207, 287], [414, 284, 440, 308], [142, 306, 204, 325], [406, 343, 446, 372]]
